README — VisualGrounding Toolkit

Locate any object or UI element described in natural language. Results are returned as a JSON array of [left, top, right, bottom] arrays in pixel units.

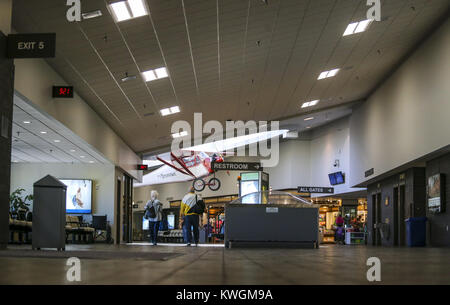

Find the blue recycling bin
[[405, 217, 427, 247]]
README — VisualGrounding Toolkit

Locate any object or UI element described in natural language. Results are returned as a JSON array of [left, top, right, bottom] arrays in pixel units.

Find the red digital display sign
[[137, 164, 148, 170], [52, 86, 74, 98]]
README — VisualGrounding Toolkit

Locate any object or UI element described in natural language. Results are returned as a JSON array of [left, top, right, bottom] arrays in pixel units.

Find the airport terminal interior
[[0, 0, 450, 285]]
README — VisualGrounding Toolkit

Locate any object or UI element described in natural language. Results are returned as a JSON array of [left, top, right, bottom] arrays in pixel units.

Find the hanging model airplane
[[134, 129, 288, 191]]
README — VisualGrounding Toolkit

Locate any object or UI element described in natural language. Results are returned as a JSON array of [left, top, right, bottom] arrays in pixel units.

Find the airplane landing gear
[[193, 176, 221, 192]]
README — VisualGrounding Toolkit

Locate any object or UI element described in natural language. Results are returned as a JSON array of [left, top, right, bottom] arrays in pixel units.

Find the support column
[[0, 0, 13, 250]]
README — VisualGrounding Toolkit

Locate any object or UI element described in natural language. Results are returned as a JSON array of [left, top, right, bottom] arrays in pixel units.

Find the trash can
[[405, 217, 427, 247]]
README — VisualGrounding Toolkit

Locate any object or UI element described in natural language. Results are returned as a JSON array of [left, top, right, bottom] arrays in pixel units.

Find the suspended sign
[[212, 162, 262, 171], [297, 186, 334, 194], [7, 33, 56, 58]]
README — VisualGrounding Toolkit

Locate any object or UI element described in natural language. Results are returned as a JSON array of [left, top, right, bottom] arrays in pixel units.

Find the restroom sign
[[7, 33, 56, 58]]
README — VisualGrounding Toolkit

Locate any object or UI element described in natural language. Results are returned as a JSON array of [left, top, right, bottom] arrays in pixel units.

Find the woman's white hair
[[150, 190, 159, 199]]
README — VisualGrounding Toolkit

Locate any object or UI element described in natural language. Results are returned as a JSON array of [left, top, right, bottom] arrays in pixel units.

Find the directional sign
[[212, 162, 262, 171], [297, 186, 334, 194], [7, 33, 56, 58]]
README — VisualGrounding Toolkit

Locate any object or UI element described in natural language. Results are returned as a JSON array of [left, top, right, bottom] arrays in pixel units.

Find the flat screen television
[[60, 179, 93, 214], [329, 172, 345, 186]]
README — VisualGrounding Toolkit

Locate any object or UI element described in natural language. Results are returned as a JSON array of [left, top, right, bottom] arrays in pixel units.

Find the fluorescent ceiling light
[[343, 19, 373, 36], [355, 19, 372, 33], [89, 161, 95, 163], [80, 156, 85, 158], [172, 131, 188, 139], [142, 70, 156, 82], [160, 106, 180, 116], [154, 67, 168, 78], [128, 0, 147, 18], [23, 121, 31, 124], [343, 22, 358, 36], [318, 68, 340, 80], [301, 100, 319, 108], [304, 117, 314, 121], [142, 67, 169, 82], [170, 106, 180, 114], [82, 10, 103, 20], [70, 149, 76, 152], [110, 1, 131, 22], [40, 131, 47, 134], [160, 108, 171, 116], [54, 140, 61, 143], [109, 0, 148, 22]]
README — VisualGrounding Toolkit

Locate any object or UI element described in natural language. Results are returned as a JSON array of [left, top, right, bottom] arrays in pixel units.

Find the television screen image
[[329, 172, 345, 185], [60, 179, 93, 214], [328, 173, 337, 185], [335, 172, 345, 184]]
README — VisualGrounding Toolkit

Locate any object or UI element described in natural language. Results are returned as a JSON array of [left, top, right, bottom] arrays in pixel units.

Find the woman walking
[[145, 190, 163, 246]]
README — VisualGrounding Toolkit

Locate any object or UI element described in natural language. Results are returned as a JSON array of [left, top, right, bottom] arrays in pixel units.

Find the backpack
[[144, 201, 157, 219], [189, 195, 205, 214]]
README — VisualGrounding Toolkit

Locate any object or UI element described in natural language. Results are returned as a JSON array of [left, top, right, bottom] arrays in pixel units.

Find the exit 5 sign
[[52, 86, 74, 98]]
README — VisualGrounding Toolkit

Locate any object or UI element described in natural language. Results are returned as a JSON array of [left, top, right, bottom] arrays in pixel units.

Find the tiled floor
[[0, 243, 449, 284]]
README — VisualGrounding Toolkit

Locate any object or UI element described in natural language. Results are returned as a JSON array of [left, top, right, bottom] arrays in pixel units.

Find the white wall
[[309, 116, 361, 195], [13, 58, 142, 180], [349, 18, 450, 186], [10, 163, 115, 223]]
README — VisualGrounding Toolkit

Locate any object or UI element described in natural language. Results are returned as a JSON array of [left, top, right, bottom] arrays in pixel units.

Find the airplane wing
[[134, 157, 211, 187], [181, 129, 288, 153]]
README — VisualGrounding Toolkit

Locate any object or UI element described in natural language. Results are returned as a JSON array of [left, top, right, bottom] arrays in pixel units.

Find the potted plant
[[10, 188, 33, 220]]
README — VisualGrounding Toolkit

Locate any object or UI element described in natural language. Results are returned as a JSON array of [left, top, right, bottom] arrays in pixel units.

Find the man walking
[[180, 186, 202, 246]]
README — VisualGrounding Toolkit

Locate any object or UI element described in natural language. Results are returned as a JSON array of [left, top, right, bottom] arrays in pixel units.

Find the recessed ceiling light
[[170, 106, 180, 113], [142, 67, 168, 82], [40, 131, 47, 134], [23, 121, 31, 124], [318, 68, 340, 80], [70, 149, 76, 152], [304, 117, 314, 121], [80, 156, 85, 158], [301, 100, 319, 108], [160, 106, 180, 116], [306, 126, 311, 129], [82, 10, 103, 20], [89, 161, 95, 163], [53, 140, 60, 143], [172, 131, 188, 139], [343, 19, 373, 36], [128, 0, 147, 18], [110, 1, 131, 22], [109, 0, 148, 23]]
